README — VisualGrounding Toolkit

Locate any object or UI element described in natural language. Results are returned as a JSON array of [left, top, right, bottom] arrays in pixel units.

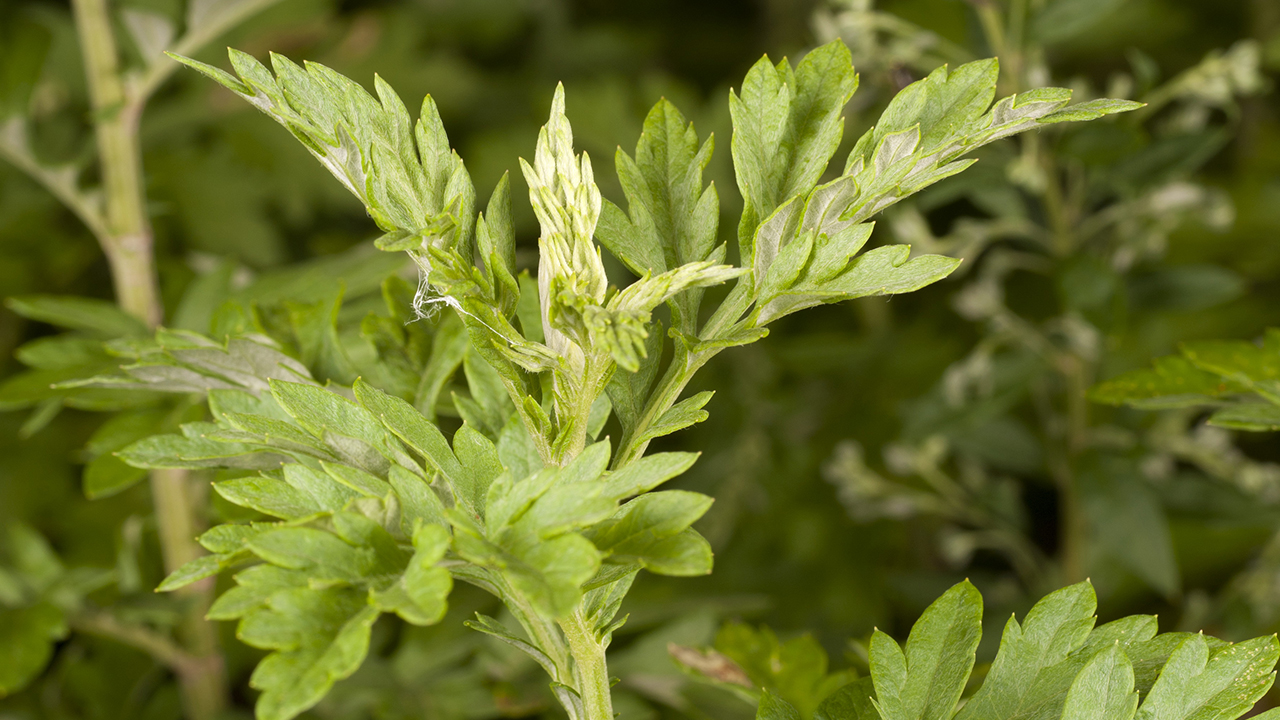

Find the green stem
[[71, 609, 197, 673], [73, 0, 162, 327], [552, 354, 612, 465], [71, 1, 225, 716], [559, 609, 613, 720], [150, 467, 226, 719], [613, 281, 755, 470], [131, 0, 282, 105]]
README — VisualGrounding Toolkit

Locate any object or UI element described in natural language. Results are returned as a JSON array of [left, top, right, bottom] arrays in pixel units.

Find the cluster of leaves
[[1092, 329, 1280, 431], [684, 581, 1280, 720], [25, 30, 1134, 720], [815, 0, 1273, 612], [56, 320, 716, 720]]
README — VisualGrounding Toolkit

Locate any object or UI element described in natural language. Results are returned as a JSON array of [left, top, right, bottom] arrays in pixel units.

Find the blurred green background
[[3, 0, 1280, 718]]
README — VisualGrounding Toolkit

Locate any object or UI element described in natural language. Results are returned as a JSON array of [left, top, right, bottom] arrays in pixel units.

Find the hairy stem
[[559, 609, 613, 720], [71, 1, 225, 716], [553, 354, 612, 465]]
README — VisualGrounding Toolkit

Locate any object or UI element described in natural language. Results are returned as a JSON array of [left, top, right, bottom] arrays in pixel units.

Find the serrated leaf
[[1181, 337, 1280, 401], [603, 451, 699, 497], [354, 378, 462, 483], [586, 491, 714, 575], [241, 587, 380, 720], [638, 390, 714, 443], [119, 431, 287, 470], [157, 554, 225, 592], [872, 580, 982, 720], [464, 613, 559, 677], [1135, 634, 1279, 720], [449, 423, 500, 507], [954, 582, 1097, 720]]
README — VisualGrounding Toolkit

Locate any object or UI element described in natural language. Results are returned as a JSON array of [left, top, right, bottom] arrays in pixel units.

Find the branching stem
[[69, 0, 226, 716], [613, 280, 755, 469]]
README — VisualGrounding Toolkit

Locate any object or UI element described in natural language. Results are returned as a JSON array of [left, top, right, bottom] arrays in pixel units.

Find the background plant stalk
[[70, 0, 226, 716]]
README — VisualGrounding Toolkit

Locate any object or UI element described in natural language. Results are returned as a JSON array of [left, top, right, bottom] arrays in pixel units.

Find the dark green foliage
[[706, 582, 1279, 720]]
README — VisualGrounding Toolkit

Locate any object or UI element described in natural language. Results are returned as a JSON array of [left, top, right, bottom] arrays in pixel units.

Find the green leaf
[[322, 461, 393, 498], [215, 475, 322, 519], [248, 527, 383, 582], [715, 622, 855, 717], [505, 532, 602, 618], [240, 587, 380, 720], [387, 465, 447, 534], [816, 679, 879, 720], [1181, 335, 1280, 401], [599, 98, 722, 332], [1061, 644, 1137, 720], [271, 379, 412, 475], [1208, 402, 1280, 431], [603, 451, 699, 497], [0, 603, 67, 697], [871, 580, 982, 720], [1135, 634, 1279, 720], [758, 690, 803, 720], [166, 51, 251, 93], [731, 40, 858, 257], [464, 613, 559, 677], [403, 524, 451, 620], [637, 390, 714, 444], [216, 412, 339, 461], [1040, 98, 1145, 124], [371, 523, 452, 625], [758, 244, 961, 325], [120, 430, 288, 470], [83, 454, 149, 499], [1089, 356, 1237, 409], [451, 424, 504, 518], [954, 581, 1097, 720], [354, 378, 463, 483], [82, 408, 165, 498], [157, 554, 225, 592], [14, 335, 112, 370], [7, 295, 149, 338], [587, 491, 714, 575]]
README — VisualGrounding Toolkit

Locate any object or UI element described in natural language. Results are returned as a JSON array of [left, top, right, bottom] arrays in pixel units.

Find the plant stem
[[71, 609, 198, 673], [71, 1, 225, 717], [553, 355, 612, 465], [559, 609, 614, 720], [72, 0, 162, 327], [151, 467, 226, 718], [613, 281, 755, 469]]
